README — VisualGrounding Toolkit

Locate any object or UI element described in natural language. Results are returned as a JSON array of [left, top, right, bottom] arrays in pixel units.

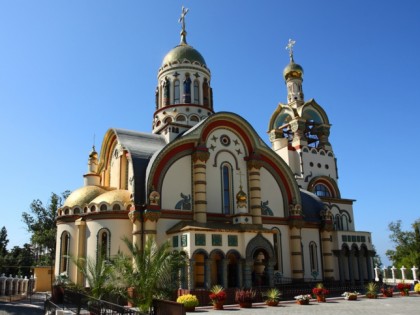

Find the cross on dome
[[286, 38, 296, 62], [178, 6, 189, 44]]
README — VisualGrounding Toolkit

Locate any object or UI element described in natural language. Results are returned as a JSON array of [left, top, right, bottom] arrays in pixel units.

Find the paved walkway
[[0, 293, 419, 315], [196, 294, 420, 315]]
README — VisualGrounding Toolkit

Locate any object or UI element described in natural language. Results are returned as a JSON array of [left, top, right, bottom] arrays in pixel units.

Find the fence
[[45, 289, 186, 315]]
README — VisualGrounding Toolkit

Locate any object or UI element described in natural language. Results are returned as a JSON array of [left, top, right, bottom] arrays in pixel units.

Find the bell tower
[[268, 39, 336, 190], [153, 7, 214, 142]]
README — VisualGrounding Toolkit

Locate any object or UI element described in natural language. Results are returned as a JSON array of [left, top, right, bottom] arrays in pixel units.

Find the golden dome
[[283, 61, 304, 80], [63, 186, 107, 208], [90, 189, 132, 206], [162, 43, 206, 67]]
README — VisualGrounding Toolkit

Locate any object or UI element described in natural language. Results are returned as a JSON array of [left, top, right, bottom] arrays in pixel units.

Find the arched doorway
[[192, 250, 208, 289], [253, 249, 269, 286], [209, 250, 225, 287], [245, 233, 274, 287], [227, 250, 241, 288]]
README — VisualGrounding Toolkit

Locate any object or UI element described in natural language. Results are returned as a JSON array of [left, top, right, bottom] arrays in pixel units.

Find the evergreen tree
[[0, 226, 8, 256]]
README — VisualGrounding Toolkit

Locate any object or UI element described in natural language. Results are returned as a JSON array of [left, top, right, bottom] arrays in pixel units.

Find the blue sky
[[1, 1, 419, 267]]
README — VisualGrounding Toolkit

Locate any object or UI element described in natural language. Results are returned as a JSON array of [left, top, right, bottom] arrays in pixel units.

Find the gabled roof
[[112, 128, 166, 205]]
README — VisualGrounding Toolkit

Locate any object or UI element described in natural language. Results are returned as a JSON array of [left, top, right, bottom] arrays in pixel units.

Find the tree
[[4, 244, 34, 277], [386, 219, 420, 269], [22, 191, 69, 265], [112, 237, 186, 313], [0, 226, 9, 256], [0, 226, 9, 273]]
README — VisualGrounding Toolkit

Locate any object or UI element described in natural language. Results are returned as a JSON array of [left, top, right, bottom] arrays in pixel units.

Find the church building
[[55, 9, 375, 289]]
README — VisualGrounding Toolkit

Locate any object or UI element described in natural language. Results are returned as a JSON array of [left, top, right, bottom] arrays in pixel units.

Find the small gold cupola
[[283, 39, 304, 106], [83, 145, 100, 186]]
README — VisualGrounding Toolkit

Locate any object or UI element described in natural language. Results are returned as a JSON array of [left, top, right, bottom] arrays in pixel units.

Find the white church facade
[[55, 10, 375, 290]]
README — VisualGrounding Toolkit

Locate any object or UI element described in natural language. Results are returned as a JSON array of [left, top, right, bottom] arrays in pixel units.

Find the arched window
[[193, 80, 199, 104], [309, 241, 318, 273], [100, 204, 107, 211], [202, 79, 209, 107], [112, 204, 121, 211], [335, 214, 342, 230], [190, 115, 199, 122], [174, 80, 180, 104], [59, 231, 70, 274], [97, 229, 111, 261], [221, 163, 233, 215], [342, 214, 349, 231], [314, 184, 331, 197], [272, 228, 283, 272], [176, 115, 186, 122]]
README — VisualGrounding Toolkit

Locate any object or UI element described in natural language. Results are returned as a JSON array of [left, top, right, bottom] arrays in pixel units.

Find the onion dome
[[63, 186, 107, 208], [283, 61, 304, 80], [90, 189, 132, 206], [161, 7, 206, 67], [162, 44, 206, 67], [283, 38, 304, 80]]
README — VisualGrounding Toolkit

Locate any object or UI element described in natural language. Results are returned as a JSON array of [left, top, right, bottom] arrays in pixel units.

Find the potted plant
[[312, 283, 329, 302], [235, 288, 255, 308], [52, 272, 69, 303], [396, 282, 411, 296], [294, 294, 311, 305], [342, 291, 360, 300], [209, 285, 226, 310], [380, 285, 394, 297], [414, 283, 420, 294], [263, 288, 282, 306], [365, 282, 378, 299], [177, 294, 199, 312]]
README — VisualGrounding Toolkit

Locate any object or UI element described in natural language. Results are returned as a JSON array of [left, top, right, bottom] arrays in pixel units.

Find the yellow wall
[[34, 266, 54, 292]]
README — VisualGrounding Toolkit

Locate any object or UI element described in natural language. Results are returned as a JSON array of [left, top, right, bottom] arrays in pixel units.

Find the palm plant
[[72, 254, 113, 299], [113, 237, 186, 313]]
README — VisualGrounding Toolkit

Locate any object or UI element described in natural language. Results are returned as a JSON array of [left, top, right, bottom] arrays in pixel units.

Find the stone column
[[290, 118, 307, 145], [348, 251, 355, 285], [247, 155, 262, 225], [0, 273, 6, 295], [314, 124, 332, 150], [244, 259, 253, 288], [320, 209, 334, 280], [288, 203, 304, 280], [222, 259, 229, 289], [383, 267, 388, 280], [188, 259, 195, 290], [238, 260, 243, 288], [374, 265, 380, 281], [267, 262, 275, 287], [143, 209, 161, 243], [129, 207, 143, 250], [205, 259, 212, 289], [411, 266, 418, 281], [401, 266, 406, 280], [75, 218, 86, 286], [391, 266, 396, 283], [192, 145, 210, 223]]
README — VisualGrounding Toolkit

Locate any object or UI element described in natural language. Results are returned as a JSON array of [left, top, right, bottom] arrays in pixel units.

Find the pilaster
[[192, 145, 210, 223]]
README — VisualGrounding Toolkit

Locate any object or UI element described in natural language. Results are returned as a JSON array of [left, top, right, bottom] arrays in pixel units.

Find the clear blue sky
[[1, 1, 419, 267]]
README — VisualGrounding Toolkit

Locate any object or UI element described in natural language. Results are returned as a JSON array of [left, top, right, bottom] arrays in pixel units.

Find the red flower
[[312, 287, 329, 296], [396, 283, 411, 291]]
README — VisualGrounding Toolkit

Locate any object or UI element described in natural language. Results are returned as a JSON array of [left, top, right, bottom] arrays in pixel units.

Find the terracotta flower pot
[[347, 295, 357, 300], [316, 295, 326, 302], [266, 300, 279, 306], [239, 301, 252, 308], [297, 299, 309, 305], [185, 306, 195, 312], [213, 301, 224, 310], [400, 291, 409, 296]]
